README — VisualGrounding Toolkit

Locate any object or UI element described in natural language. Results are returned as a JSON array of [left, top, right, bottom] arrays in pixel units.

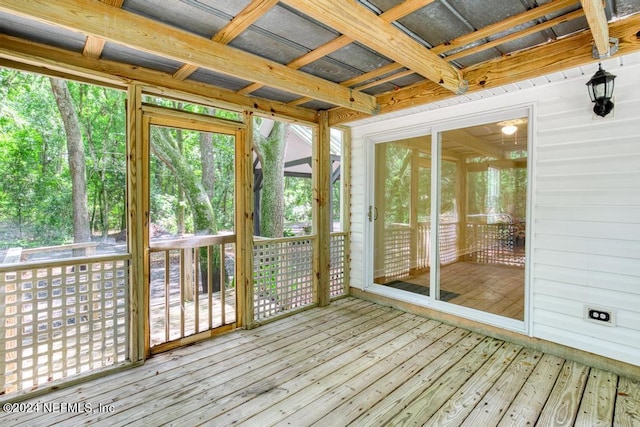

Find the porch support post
[[409, 148, 419, 275], [127, 83, 145, 362], [341, 128, 351, 293], [315, 111, 331, 306], [458, 160, 468, 262], [239, 111, 255, 327]]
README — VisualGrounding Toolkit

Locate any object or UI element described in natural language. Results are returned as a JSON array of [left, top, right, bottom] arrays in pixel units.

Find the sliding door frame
[[365, 105, 535, 335]]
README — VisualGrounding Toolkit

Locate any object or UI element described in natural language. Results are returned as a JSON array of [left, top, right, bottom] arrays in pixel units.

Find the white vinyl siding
[[531, 57, 640, 366], [348, 53, 640, 366]]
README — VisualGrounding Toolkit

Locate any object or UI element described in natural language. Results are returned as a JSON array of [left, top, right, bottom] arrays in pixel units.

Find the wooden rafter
[[342, 63, 407, 89], [287, 63, 410, 107], [0, 0, 378, 114], [236, 35, 354, 96], [355, 70, 416, 92], [432, 0, 580, 56], [328, 12, 640, 125], [445, 9, 585, 62], [238, 0, 435, 97], [444, 130, 505, 159], [173, 0, 279, 81], [286, 0, 581, 102], [281, 0, 467, 94], [580, 0, 611, 57], [82, 0, 124, 59]]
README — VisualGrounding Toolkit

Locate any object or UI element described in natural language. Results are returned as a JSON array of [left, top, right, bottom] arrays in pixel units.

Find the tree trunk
[[152, 127, 220, 292], [175, 128, 186, 235], [50, 78, 91, 246], [253, 120, 288, 238], [199, 129, 218, 291]]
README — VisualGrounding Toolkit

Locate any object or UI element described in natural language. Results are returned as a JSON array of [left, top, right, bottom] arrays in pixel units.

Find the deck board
[[276, 320, 451, 426], [186, 310, 417, 426], [536, 360, 590, 426], [350, 333, 488, 426], [1, 297, 637, 427], [614, 376, 640, 426], [116, 300, 396, 426], [312, 326, 469, 426], [460, 347, 542, 426], [497, 352, 565, 425], [386, 337, 505, 425], [575, 368, 617, 426]]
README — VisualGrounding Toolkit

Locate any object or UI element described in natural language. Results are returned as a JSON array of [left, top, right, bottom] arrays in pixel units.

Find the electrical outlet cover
[[584, 305, 616, 327]]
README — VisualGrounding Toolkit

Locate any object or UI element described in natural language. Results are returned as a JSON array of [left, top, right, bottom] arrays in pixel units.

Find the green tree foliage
[[284, 176, 312, 223], [0, 68, 125, 248], [383, 144, 412, 224]]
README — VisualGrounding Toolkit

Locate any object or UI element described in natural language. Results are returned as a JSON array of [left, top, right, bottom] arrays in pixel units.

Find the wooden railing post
[[127, 83, 146, 362], [238, 112, 254, 327], [315, 111, 331, 306]]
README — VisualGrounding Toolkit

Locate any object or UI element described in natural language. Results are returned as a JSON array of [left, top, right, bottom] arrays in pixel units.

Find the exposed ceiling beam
[[0, 0, 379, 115], [466, 159, 527, 172], [173, 0, 279, 81], [329, 12, 640, 125], [443, 130, 505, 159], [82, 0, 124, 59], [445, 9, 585, 62], [0, 34, 318, 123], [281, 0, 467, 95], [356, 70, 416, 91], [287, 0, 579, 103], [343, 63, 407, 89], [580, 0, 611, 57], [82, 35, 107, 60], [432, 0, 580, 56], [287, 63, 409, 107], [240, 0, 435, 97]]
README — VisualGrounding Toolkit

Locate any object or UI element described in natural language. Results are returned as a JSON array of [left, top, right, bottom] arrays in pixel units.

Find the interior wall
[[348, 54, 640, 366]]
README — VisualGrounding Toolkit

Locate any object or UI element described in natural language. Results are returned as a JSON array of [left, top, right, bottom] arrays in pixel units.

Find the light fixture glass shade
[[501, 124, 518, 135], [586, 64, 616, 117]]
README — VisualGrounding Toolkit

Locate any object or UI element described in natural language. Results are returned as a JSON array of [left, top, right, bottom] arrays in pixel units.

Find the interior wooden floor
[[384, 261, 525, 320], [442, 262, 525, 320], [2, 297, 638, 426]]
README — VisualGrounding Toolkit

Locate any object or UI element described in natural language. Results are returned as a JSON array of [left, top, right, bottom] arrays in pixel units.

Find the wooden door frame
[[138, 103, 247, 356]]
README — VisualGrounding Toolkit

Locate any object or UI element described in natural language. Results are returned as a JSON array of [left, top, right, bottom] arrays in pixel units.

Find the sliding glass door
[[373, 135, 432, 297], [371, 114, 529, 322], [437, 119, 528, 320]]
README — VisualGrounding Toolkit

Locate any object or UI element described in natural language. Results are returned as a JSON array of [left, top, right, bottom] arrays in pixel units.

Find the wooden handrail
[[253, 234, 316, 245], [20, 242, 99, 255], [149, 234, 235, 251], [0, 253, 131, 272]]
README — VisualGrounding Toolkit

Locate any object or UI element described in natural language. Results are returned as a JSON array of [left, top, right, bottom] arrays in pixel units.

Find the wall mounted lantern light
[[586, 63, 616, 117]]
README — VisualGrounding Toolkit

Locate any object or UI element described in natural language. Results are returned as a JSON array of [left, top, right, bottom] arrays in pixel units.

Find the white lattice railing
[[383, 226, 412, 281], [0, 255, 130, 396], [253, 236, 315, 321], [382, 222, 459, 280], [465, 223, 525, 267], [330, 232, 347, 297], [438, 222, 459, 265]]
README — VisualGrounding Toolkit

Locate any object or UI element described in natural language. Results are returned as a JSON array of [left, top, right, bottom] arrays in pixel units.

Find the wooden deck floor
[[2, 297, 639, 426]]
